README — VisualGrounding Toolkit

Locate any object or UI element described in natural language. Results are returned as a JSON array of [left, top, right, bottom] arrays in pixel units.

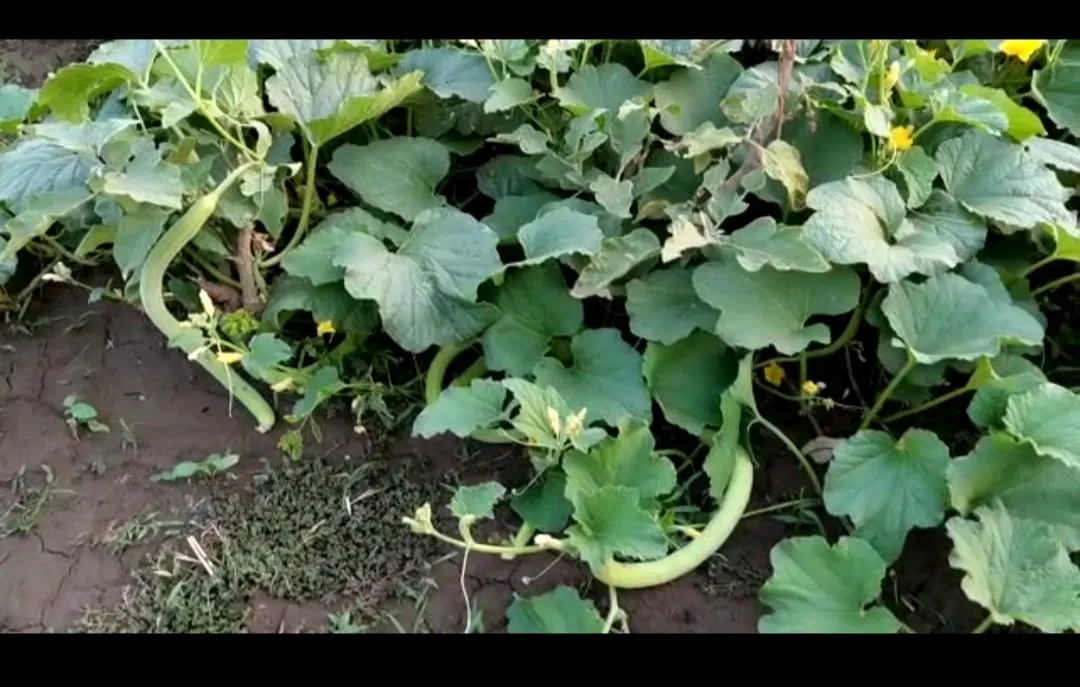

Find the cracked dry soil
[[0, 286, 779, 633]]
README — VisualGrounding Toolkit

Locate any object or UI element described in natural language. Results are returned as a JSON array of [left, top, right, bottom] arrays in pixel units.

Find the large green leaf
[[413, 379, 508, 439], [283, 207, 406, 286], [570, 228, 661, 298], [0, 187, 97, 261], [555, 63, 650, 115], [565, 485, 669, 572], [653, 52, 743, 136], [1023, 137, 1080, 174], [967, 370, 1047, 429], [1032, 41, 1080, 137], [1002, 382, 1080, 471], [267, 50, 421, 147], [946, 500, 1080, 633], [642, 330, 738, 436], [396, 47, 495, 103], [482, 264, 583, 377], [261, 275, 378, 335], [692, 256, 861, 355], [87, 39, 157, 80], [506, 586, 605, 634], [894, 146, 939, 209], [823, 428, 951, 563], [449, 481, 506, 521], [802, 176, 985, 284], [328, 137, 450, 222], [113, 205, 169, 280], [935, 128, 1073, 229], [948, 433, 1080, 551], [481, 192, 562, 242], [625, 267, 718, 345], [331, 207, 501, 352], [562, 419, 677, 506], [533, 328, 652, 427], [758, 535, 903, 633], [881, 272, 1045, 365], [958, 84, 1046, 141], [500, 378, 605, 453]]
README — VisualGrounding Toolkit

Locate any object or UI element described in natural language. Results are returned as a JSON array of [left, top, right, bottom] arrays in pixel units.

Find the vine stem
[[753, 416, 823, 497], [860, 354, 916, 431], [261, 141, 320, 268], [1031, 271, 1080, 297], [881, 384, 971, 423], [602, 585, 622, 633], [756, 294, 866, 369], [1020, 254, 1058, 278]]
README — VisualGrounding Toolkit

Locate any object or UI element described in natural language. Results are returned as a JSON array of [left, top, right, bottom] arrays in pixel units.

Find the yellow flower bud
[[802, 380, 822, 397], [763, 361, 786, 387], [316, 320, 336, 336], [198, 289, 216, 316], [884, 61, 901, 91], [545, 406, 561, 436]]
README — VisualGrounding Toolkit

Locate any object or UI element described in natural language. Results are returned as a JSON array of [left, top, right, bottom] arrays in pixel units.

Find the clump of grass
[[0, 464, 70, 538], [79, 455, 444, 633]]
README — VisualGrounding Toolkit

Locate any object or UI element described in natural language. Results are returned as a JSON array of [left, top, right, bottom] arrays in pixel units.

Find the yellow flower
[[316, 320, 336, 336], [565, 408, 587, 439], [802, 380, 822, 397], [999, 39, 1045, 63], [763, 361, 786, 387], [215, 351, 243, 365], [888, 125, 915, 151]]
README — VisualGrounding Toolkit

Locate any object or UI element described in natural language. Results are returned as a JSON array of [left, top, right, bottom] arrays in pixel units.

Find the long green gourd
[[139, 161, 277, 433]]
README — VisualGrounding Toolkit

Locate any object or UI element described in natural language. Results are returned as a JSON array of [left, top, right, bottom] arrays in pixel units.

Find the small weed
[[326, 611, 368, 633], [63, 394, 109, 439], [96, 512, 191, 555], [119, 418, 138, 453], [151, 452, 239, 483], [0, 464, 71, 538]]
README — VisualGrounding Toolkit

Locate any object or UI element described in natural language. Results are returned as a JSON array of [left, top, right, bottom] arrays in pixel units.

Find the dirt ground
[[0, 39, 984, 634]]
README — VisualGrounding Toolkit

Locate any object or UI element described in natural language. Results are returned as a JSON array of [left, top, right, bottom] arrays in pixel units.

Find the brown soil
[[0, 40, 101, 86]]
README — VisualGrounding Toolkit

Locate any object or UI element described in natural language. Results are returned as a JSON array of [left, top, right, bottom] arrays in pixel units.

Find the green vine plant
[[2, 38, 1080, 632]]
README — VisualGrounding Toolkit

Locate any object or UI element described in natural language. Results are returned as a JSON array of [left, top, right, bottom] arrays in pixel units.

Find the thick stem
[[261, 142, 320, 268], [591, 446, 754, 589], [757, 294, 866, 369], [861, 354, 916, 431], [500, 523, 537, 561], [423, 341, 516, 445]]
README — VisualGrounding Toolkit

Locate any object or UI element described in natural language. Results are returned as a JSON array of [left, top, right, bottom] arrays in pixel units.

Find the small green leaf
[[517, 207, 603, 266], [506, 586, 605, 634], [397, 47, 495, 103], [692, 256, 861, 355], [967, 370, 1047, 429], [484, 77, 535, 113], [482, 264, 583, 377], [413, 379, 508, 439], [936, 128, 1072, 229], [566, 485, 669, 571], [588, 174, 633, 219], [481, 192, 562, 243], [946, 500, 1080, 633], [563, 418, 676, 508], [0, 187, 97, 261], [723, 217, 830, 273], [240, 333, 292, 381], [328, 137, 450, 222], [101, 147, 184, 210], [881, 272, 1045, 365], [289, 365, 344, 420], [625, 267, 718, 345], [758, 535, 903, 633], [823, 428, 951, 563], [570, 228, 661, 299], [533, 328, 652, 427], [449, 481, 506, 521], [1003, 382, 1080, 471], [643, 330, 738, 437], [491, 124, 549, 155], [948, 433, 1080, 550]]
